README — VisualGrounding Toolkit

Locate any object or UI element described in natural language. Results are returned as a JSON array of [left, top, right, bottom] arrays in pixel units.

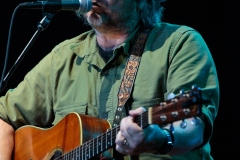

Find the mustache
[[92, 0, 109, 7]]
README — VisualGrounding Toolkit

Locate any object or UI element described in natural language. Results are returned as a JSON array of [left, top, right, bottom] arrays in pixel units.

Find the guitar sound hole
[[51, 150, 62, 160]]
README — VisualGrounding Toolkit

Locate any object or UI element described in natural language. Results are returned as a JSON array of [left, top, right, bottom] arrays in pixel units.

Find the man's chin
[[84, 12, 102, 25]]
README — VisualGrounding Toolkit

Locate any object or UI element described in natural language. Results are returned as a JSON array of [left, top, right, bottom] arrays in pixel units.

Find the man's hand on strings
[[115, 107, 166, 155]]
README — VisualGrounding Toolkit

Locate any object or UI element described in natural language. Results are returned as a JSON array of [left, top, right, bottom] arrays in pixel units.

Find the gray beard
[[81, 8, 140, 34]]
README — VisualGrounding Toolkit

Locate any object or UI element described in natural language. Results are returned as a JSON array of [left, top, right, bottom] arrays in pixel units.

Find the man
[[0, 0, 219, 159]]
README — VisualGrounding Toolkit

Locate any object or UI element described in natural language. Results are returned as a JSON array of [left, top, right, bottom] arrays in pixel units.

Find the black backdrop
[[1, 0, 236, 159]]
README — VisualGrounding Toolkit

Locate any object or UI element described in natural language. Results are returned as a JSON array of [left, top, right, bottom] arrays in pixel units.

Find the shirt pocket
[[52, 103, 87, 125], [131, 97, 164, 110]]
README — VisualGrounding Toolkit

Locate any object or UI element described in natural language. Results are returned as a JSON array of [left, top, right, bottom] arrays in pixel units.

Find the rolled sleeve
[[165, 29, 219, 146], [0, 52, 55, 129]]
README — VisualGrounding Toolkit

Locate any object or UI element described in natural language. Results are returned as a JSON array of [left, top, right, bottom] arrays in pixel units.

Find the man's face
[[83, 0, 139, 33]]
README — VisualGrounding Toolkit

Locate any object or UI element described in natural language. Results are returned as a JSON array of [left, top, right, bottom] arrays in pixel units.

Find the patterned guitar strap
[[112, 26, 153, 160]]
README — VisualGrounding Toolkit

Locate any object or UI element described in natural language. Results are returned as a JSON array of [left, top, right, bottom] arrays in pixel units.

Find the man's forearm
[[166, 117, 205, 155], [0, 119, 14, 160]]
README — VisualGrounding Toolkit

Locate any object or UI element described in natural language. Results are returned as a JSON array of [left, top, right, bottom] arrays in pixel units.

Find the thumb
[[129, 107, 146, 116]]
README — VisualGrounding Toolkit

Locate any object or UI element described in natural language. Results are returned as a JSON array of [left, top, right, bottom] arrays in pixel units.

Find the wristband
[[156, 129, 174, 155]]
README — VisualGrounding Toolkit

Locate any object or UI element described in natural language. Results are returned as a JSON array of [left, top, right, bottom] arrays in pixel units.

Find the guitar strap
[[112, 26, 153, 160]]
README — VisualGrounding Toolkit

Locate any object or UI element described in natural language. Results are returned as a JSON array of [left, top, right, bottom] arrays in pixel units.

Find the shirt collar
[[117, 25, 141, 55], [70, 24, 141, 56], [70, 30, 98, 58]]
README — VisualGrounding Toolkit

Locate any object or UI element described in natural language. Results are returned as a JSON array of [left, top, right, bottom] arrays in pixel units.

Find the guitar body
[[13, 112, 111, 160]]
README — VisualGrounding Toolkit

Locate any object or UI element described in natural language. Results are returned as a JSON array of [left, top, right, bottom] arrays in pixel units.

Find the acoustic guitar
[[13, 86, 206, 160]]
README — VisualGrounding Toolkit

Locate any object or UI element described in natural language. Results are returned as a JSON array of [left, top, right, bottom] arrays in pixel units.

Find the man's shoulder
[[153, 23, 196, 35], [150, 23, 202, 45], [52, 29, 95, 52]]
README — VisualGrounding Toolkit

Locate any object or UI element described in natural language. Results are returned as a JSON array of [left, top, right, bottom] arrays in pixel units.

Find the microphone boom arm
[[0, 12, 54, 93]]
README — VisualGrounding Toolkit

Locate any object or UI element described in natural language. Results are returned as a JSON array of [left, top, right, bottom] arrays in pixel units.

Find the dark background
[[1, 0, 236, 159]]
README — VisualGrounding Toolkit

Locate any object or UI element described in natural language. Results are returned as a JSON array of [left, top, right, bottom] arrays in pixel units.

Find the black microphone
[[18, 0, 92, 14]]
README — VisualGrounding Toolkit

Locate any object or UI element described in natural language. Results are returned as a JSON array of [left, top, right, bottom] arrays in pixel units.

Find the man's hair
[[138, 0, 166, 27]]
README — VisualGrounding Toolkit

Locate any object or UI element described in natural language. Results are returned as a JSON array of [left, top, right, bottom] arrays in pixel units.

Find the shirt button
[[102, 70, 109, 76], [102, 112, 108, 120]]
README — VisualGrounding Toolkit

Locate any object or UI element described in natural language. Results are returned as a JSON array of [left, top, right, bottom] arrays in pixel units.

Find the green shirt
[[0, 23, 219, 160]]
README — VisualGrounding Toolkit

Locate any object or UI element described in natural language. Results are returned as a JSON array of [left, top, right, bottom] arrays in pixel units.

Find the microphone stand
[[0, 12, 55, 93]]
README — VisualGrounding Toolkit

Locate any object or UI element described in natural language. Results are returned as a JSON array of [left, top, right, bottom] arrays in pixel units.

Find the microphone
[[18, 0, 92, 14]]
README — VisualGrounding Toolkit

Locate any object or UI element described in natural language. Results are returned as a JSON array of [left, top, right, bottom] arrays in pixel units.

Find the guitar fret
[[82, 144, 84, 160], [82, 143, 84, 160], [88, 142, 90, 158], [94, 134, 102, 156], [73, 149, 76, 159], [69, 150, 72, 159], [91, 139, 94, 158], [96, 139, 99, 156], [101, 133, 103, 153], [79, 144, 82, 160], [90, 139, 94, 159], [75, 148, 79, 160], [107, 131, 111, 148], [96, 136, 98, 155], [85, 143, 87, 159], [110, 129, 113, 146], [105, 132, 107, 149]]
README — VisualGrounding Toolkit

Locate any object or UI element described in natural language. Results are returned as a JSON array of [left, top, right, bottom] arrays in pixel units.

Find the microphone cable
[[0, 5, 20, 93]]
